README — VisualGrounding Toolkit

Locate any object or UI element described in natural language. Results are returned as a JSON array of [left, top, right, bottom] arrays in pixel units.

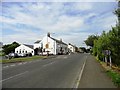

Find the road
[[2, 53, 87, 88]]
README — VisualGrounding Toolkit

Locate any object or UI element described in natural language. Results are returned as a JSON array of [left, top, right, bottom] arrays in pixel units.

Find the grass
[[95, 56, 120, 87], [106, 70, 120, 87], [0, 56, 47, 64]]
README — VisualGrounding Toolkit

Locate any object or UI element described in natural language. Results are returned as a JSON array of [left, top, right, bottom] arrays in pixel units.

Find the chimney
[[60, 38, 62, 42], [47, 32, 50, 37]]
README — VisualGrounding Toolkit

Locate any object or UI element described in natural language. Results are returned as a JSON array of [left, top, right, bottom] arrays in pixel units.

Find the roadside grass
[[0, 56, 47, 64], [95, 56, 120, 87], [106, 70, 120, 87]]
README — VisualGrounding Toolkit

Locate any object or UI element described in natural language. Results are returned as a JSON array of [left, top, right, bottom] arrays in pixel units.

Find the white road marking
[[3, 66, 9, 68], [23, 62, 27, 64], [10, 64, 15, 67], [0, 71, 28, 82], [18, 63, 22, 65], [43, 61, 57, 67], [73, 56, 87, 88]]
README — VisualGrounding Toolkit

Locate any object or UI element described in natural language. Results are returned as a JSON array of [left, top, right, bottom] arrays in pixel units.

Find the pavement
[[78, 54, 116, 88], [1, 53, 116, 88]]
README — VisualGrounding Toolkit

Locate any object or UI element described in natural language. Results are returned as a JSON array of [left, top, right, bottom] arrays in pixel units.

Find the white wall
[[15, 45, 34, 55], [41, 36, 56, 55], [34, 43, 42, 49], [68, 45, 75, 53]]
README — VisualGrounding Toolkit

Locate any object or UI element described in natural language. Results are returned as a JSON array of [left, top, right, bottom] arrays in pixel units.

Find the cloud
[[2, 0, 116, 2], [1, 2, 117, 47]]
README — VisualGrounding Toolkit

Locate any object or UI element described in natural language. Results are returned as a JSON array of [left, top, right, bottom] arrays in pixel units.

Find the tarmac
[[78, 55, 116, 88]]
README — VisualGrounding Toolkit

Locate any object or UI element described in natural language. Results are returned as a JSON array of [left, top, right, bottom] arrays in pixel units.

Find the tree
[[79, 47, 87, 53], [84, 35, 99, 48], [2, 42, 20, 55]]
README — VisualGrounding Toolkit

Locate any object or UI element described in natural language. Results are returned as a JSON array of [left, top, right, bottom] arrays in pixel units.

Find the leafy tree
[[2, 42, 20, 55], [87, 1, 120, 66], [79, 47, 87, 53], [84, 35, 99, 48]]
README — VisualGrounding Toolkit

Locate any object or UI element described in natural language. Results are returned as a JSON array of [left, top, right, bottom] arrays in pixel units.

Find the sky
[[1, 0, 118, 47]]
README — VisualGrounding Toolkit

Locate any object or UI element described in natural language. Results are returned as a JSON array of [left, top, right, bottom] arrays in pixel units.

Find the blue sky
[[1, 1, 117, 47]]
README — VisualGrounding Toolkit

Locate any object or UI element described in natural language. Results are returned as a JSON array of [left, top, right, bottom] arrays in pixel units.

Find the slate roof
[[68, 43, 76, 47], [23, 44, 34, 49], [50, 37, 67, 45], [34, 40, 41, 44]]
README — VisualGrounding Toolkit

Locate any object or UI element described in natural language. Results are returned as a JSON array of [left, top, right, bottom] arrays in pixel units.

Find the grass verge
[[0, 56, 47, 64], [95, 56, 120, 87], [106, 70, 120, 87]]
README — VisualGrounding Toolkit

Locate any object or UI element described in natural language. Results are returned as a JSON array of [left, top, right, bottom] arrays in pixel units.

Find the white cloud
[[2, 0, 116, 2], [54, 32, 92, 47], [1, 2, 117, 47], [73, 2, 93, 11]]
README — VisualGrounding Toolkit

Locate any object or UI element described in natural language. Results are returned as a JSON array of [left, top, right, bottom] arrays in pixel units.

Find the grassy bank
[[106, 70, 120, 87], [0, 56, 47, 64], [95, 56, 120, 87]]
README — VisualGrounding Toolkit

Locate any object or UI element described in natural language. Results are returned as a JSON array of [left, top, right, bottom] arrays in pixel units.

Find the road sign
[[105, 50, 111, 55]]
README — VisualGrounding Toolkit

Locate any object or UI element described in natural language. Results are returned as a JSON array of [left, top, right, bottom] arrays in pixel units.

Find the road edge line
[[74, 56, 87, 88]]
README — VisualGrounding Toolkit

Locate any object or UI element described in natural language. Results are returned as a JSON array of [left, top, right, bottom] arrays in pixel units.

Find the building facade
[[34, 33, 68, 55], [15, 44, 34, 56], [68, 43, 76, 53]]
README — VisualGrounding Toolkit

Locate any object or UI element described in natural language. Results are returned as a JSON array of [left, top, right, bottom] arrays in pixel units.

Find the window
[[23, 51, 24, 53], [19, 50, 21, 54], [26, 51, 27, 53], [32, 51, 33, 53], [16, 51, 18, 53]]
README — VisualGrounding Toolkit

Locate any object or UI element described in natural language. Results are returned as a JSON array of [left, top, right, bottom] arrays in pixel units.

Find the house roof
[[68, 43, 76, 47], [50, 37, 67, 45], [23, 44, 34, 49], [34, 40, 41, 44]]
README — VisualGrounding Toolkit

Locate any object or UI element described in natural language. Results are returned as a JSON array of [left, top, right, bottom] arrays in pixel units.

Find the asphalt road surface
[[2, 53, 116, 88], [2, 53, 87, 88]]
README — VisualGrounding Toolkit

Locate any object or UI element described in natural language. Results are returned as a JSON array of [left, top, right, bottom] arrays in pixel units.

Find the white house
[[34, 40, 43, 55], [34, 33, 68, 55], [15, 44, 34, 56], [68, 43, 76, 53]]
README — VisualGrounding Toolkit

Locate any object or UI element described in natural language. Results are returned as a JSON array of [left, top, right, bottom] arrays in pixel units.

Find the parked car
[[17, 53, 26, 57], [7, 53, 19, 59]]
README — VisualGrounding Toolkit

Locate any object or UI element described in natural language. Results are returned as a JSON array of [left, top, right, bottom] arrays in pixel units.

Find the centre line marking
[[0, 71, 28, 82]]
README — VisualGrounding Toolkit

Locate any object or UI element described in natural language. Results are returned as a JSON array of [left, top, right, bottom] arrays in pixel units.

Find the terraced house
[[34, 33, 68, 55]]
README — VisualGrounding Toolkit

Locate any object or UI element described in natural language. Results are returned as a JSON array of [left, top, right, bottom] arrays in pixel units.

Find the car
[[17, 53, 26, 57], [8, 53, 18, 59]]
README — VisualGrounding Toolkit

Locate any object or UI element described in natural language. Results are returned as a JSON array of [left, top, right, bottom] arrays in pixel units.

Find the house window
[[32, 51, 33, 53], [19, 51, 21, 54], [23, 51, 24, 53], [26, 51, 27, 53], [16, 51, 18, 53]]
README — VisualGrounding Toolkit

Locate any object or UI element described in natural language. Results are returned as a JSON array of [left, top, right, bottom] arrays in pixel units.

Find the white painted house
[[34, 33, 68, 55], [68, 43, 76, 53], [15, 44, 34, 56]]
